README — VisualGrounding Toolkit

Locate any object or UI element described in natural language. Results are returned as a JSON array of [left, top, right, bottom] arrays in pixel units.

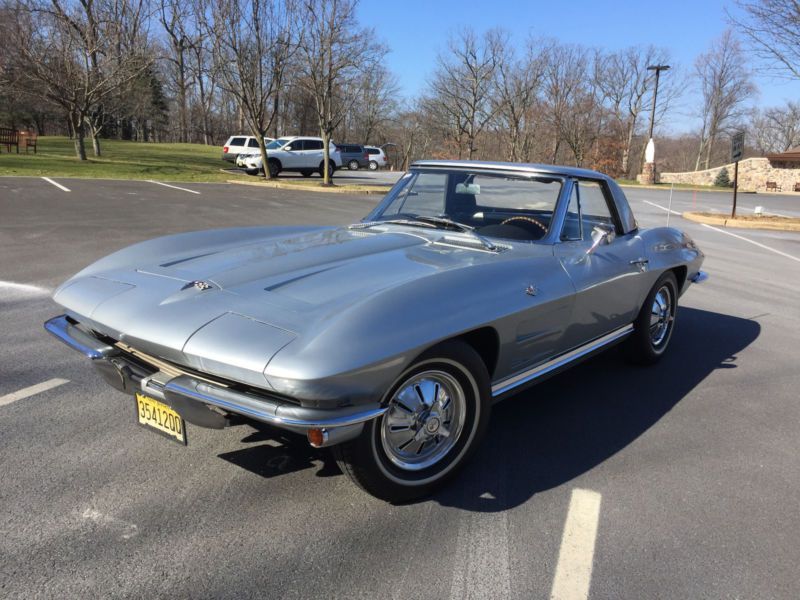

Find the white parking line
[[0, 280, 50, 296], [148, 180, 200, 195], [550, 489, 602, 600], [0, 378, 69, 408], [42, 177, 70, 192], [700, 223, 800, 263], [643, 199, 681, 215]]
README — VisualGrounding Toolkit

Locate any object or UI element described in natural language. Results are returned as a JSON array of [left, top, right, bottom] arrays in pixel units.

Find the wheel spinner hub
[[380, 370, 466, 471]]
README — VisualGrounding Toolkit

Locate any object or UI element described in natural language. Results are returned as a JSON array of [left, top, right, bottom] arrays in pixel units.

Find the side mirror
[[587, 226, 615, 254], [284, 145, 292, 152]]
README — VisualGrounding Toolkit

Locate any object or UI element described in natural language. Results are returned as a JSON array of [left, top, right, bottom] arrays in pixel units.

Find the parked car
[[221, 135, 274, 163], [44, 160, 706, 502], [335, 143, 370, 170], [237, 136, 342, 177], [365, 146, 389, 170]]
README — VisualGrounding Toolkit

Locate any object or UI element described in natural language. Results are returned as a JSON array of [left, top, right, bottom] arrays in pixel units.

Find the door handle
[[629, 258, 649, 272]]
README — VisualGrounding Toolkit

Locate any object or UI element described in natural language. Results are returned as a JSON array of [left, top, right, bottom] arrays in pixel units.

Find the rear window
[[305, 140, 324, 150], [367, 148, 379, 155], [228, 137, 246, 146], [247, 139, 259, 147]]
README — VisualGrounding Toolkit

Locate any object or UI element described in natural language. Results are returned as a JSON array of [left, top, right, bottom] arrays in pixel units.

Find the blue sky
[[357, 0, 800, 133]]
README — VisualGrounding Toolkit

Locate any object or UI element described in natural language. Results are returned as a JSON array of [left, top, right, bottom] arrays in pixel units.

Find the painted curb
[[682, 212, 800, 232], [227, 179, 391, 195]]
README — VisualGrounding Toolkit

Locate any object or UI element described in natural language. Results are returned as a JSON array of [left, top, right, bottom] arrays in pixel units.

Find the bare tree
[[159, 0, 193, 142], [750, 101, 800, 153], [492, 36, 545, 162], [207, 0, 296, 178], [730, 0, 800, 81], [694, 30, 756, 170], [10, 0, 151, 159], [296, 0, 382, 184], [428, 28, 501, 159], [349, 63, 399, 145], [597, 46, 676, 176]]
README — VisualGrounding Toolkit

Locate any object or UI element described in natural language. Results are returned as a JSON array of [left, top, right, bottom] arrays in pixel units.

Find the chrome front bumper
[[44, 315, 384, 445]]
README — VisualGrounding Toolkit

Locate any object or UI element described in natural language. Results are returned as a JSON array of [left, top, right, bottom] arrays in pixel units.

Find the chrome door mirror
[[587, 226, 615, 254]]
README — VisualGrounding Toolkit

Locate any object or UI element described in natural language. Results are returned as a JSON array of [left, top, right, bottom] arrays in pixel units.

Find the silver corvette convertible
[[45, 160, 706, 502]]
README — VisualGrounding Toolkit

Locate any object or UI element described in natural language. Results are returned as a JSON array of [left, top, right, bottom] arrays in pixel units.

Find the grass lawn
[[0, 136, 242, 182]]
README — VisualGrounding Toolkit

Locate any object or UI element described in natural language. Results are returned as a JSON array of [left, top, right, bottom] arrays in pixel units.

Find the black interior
[[444, 172, 553, 241]]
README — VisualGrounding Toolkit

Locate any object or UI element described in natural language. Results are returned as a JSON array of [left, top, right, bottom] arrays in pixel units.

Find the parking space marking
[[0, 280, 50, 297], [148, 180, 200, 195], [41, 177, 70, 192], [0, 378, 69, 408], [550, 489, 602, 600], [643, 199, 681, 216], [700, 223, 800, 264]]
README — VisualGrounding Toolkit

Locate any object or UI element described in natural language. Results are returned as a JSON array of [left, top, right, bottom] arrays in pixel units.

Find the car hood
[[53, 226, 505, 386]]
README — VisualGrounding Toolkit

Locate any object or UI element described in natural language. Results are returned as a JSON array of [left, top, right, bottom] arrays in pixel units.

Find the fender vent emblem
[[525, 284, 539, 296], [184, 280, 212, 291]]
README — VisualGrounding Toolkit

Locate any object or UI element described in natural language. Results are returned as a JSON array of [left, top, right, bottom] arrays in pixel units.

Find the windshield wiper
[[412, 215, 473, 232]]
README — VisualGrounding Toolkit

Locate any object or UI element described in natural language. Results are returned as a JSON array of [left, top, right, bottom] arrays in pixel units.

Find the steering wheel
[[500, 216, 548, 234]]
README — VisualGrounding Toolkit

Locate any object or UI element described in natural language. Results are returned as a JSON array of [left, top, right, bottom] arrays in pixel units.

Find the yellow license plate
[[135, 393, 186, 445]]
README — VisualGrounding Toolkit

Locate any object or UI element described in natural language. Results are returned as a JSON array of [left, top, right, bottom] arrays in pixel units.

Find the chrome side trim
[[44, 315, 116, 360], [164, 375, 389, 429], [689, 271, 708, 283], [491, 324, 635, 397]]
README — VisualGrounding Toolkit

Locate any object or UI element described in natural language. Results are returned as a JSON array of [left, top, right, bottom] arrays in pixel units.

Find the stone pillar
[[637, 162, 658, 185]]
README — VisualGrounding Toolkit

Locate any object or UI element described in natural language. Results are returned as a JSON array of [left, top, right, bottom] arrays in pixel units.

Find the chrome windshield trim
[[491, 324, 634, 397]]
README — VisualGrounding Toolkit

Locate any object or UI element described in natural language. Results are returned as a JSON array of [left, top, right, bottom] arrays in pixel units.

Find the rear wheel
[[348, 159, 360, 170], [318, 161, 336, 178], [334, 340, 491, 503], [368, 160, 378, 171], [624, 271, 678, 365]]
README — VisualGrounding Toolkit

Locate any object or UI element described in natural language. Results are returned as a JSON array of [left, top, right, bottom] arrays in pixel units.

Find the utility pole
[[646, 65, 670, 141]]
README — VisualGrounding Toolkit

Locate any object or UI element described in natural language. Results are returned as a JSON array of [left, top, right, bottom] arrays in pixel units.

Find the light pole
[[638, 64, 670, 184], [646, 64, 670, 142]]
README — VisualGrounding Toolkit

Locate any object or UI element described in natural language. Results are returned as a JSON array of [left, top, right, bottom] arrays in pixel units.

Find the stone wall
[[660, 158, 800, 193]]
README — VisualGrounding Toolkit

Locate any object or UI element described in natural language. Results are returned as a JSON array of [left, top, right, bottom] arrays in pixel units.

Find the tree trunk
[[621, 119, 636, 176], [92, 131, 101, 157], [322, 130, 332, 185], [71, 112, 87, 160]]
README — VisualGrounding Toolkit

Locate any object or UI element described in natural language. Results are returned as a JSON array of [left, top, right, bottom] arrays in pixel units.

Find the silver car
[[45, 160, 706, 502]]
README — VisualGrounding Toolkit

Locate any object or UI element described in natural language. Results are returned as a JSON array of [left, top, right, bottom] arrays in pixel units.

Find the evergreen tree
[[714, 167, 732, 187]]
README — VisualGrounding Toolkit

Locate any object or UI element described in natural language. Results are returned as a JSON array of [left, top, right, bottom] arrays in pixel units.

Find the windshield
[[367, 170, 563, 242], [266, 138, 291, 150]]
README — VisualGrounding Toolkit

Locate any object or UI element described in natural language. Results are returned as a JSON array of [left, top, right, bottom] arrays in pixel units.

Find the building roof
[[766, 147, 800, 163]]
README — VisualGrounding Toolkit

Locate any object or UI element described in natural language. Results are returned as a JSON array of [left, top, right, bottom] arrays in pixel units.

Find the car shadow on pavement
[[432, 306, 761, 512], [218, 428, 340, 479]]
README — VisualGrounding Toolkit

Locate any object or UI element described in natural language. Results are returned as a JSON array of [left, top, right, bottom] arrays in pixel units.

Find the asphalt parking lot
[[1, 175, 799, 599]]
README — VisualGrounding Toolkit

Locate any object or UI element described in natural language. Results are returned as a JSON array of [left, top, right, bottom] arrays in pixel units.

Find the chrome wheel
[[380, 370, 466, 471], [650, 285, 674, 347]]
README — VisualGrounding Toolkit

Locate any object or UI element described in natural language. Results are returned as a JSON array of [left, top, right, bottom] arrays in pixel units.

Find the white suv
[[222, 135, 274, 163], [238, 136, 342, 177], [365, 146, 389, 170]]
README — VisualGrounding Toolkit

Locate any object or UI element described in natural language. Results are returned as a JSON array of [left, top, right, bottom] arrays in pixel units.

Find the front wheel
[[333, 340, 491, 503], [267, 159, 280, 178], [624, 271, 678, 365], [348, 159, 360, 170]]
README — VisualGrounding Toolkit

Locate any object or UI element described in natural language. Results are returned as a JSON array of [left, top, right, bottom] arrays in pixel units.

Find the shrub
[[714, 167, 733, 187]]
